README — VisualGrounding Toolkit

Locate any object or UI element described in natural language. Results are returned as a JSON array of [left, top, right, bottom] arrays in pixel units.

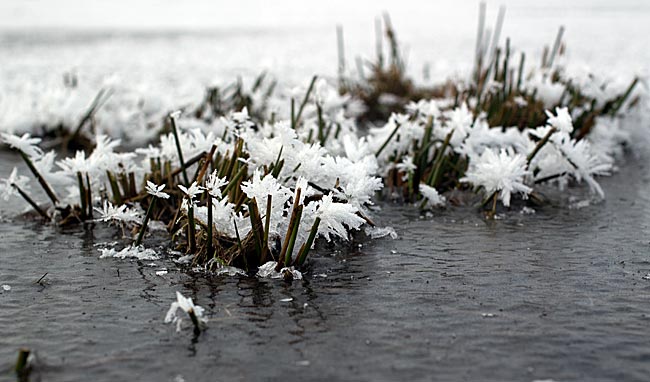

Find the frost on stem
[[164, 291, 207, 333], [145, 181, 170, 199], [1, 133, 43, 158], [419, 184, 446, 208], [0, 168, 30, 202], [94, 200, 141, 226]]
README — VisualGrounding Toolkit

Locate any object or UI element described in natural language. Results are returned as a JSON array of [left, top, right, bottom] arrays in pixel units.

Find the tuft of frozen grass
[[0, 75, 387, 273]]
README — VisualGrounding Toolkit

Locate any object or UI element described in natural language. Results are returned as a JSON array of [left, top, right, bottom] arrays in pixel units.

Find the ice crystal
[[202, 170, 228, 199], [315, 194, 365, 241], [145, 181, 170, 199], [164, 291, 208, 332], [545, 107, 574, 134], [0, 168, 30, 201], [99, 245, 159, 260], [461, 148, 532, 207], [396, 155, 416, 180], [241, 170, 292, 235], [94, 200, 141, 225], [1, 132, 43, 158], [257, 261, 303, 280], [419, 184, 446, 207], [178, 181, 203, 200], [364, 226, 398, 239]]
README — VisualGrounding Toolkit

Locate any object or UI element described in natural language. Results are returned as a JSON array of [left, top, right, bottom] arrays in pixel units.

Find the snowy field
[[0, 0, 648, 138]]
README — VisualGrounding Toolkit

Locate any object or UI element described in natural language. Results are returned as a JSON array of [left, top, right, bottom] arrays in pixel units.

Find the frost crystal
[[419, 184, 446, 207], [241, 170, 291, 235], [545, 107, 574, 134], [556, 136, 611, 198], [1, 133, 43, 158], [164, 291, 208, 332], [396, 156, 416, 180], [0, 168, 31, 201], [461, 148, 532, 207], [145, 181, 170, 199], [178, 182, 203, 200], [203, 170, 228, 199], [94, 201, 141, 225], [316, 194, 365, 241]]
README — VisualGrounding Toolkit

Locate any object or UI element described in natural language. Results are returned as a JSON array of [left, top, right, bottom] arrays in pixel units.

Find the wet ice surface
[[1, 152, 650, 382]]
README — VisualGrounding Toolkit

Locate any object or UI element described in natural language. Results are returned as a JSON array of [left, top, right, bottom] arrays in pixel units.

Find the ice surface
[[98, 245, 160, 260]]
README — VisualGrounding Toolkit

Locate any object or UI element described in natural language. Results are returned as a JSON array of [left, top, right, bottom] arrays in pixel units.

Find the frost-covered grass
[[0, 7, 646, 276], [344, 13, 642, 216], [0, 82, 380, 275]]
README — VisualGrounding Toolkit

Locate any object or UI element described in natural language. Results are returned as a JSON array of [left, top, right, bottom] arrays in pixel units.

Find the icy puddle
[[1, 153, 650, 381]]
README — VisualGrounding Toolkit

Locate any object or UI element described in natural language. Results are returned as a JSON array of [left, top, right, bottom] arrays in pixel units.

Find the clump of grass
[[343, 4, 639, 132], [7, 79, 363, 274], [0, 4, 643, 275], [345, 4, 640, 214], [340, 14, 419, 122]]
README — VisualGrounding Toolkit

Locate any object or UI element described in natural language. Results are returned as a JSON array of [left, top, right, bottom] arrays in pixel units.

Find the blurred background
[[0, 0, 647, 134]]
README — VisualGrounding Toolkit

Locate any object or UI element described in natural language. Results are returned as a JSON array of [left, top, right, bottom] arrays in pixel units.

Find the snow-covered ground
[[0, 0, 648, 138]]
